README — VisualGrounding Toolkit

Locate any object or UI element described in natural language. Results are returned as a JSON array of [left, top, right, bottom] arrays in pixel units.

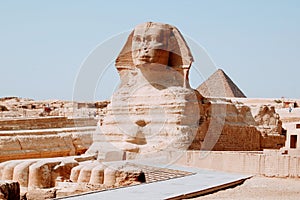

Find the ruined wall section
[[0, 117, 97, 131], [190, 99, 285, 151]]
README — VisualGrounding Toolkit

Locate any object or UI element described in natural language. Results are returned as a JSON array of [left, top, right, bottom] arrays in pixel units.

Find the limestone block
[[71, 132, 93, 155], [254, 105, 283, 135], [89, 164, 105, 185], [77, 162, 100, 183], [1, 160, 23, 180], [69, 161, 93, 183], [28, 159, 62, 188], [17, 134, 76, 157], [103, 167, 116, 187], [25, 188, 56, 200], [53, 159, 79, 183], [13, 160, 38, 187], [69, 165, 85, 183], [0, 161, 10, 179], [115, 166, 145, 187], [0, 133, 80, 162], [0, 137, 21, 151], [86, 142, 125, 162]]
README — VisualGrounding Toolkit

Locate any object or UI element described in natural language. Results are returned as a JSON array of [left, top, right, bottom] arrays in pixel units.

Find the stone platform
[[57, 163, 251, 200]]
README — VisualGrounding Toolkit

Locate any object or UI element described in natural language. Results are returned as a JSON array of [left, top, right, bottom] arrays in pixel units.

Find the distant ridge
[[196, 69, 246, 98]]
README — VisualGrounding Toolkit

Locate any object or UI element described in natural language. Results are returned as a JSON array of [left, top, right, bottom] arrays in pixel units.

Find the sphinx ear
[[168, 27, 193, 68], [115, 30, 134, 68]]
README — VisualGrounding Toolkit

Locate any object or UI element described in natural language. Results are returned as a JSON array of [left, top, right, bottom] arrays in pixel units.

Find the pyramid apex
[[196, 68, 246, 98]]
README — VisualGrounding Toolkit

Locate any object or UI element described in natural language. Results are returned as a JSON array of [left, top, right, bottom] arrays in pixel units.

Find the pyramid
[[196, 69, 246, 98]]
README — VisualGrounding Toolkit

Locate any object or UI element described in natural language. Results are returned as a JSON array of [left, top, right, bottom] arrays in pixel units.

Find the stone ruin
[[254, 105, 282, 135], [0, 22, 287, 199]]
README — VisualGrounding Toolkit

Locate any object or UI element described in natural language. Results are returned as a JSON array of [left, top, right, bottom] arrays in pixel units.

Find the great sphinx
[[87, 22, 203, 158]]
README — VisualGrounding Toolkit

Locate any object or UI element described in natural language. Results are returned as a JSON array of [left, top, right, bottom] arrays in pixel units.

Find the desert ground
[[190, 176, 300, 200]]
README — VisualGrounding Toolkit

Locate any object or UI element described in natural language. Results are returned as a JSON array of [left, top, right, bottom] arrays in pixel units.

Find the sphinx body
[[88, 22, 203, 157]]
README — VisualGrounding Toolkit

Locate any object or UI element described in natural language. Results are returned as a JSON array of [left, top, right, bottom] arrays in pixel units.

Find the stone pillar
[[13, 160, 38, 187], [104, 167, 116, 187], [28, 160, 61, 189], [89, 164, 105, 185]]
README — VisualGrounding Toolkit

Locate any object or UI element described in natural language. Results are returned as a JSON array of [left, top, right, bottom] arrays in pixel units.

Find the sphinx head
[[131, 23, 171, 66], [116, 22, 193, 69]]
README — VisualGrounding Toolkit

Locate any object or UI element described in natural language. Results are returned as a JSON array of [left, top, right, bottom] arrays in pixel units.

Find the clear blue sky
[[0, 0, 299, 100]]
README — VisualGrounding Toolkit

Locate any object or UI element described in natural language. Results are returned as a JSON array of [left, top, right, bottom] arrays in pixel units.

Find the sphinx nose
[[142, 47, 149, 53]]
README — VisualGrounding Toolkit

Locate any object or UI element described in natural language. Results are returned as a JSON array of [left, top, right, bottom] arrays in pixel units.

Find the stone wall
[[177, 150, 300, 178], [211, 125, 261, 151], [189, 99, 285, 151], [260, 135, 286, 149], [0, 129, 94, 162], [0, 117, 96, 162], [0, 117, 97, 131], [190, 123, 262, 151]]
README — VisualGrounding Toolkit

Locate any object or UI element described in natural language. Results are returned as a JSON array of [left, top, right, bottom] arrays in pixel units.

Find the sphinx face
[[132, 25, 170, 66]]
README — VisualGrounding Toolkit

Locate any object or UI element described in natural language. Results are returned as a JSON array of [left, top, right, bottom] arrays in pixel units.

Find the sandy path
[[189, 176, 300, 200]]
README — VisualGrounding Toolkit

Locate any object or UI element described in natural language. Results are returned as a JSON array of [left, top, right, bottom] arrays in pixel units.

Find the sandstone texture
[[0, 118, 95, 162], [88, 22, 202, 157], [254, 105, 282, 135], [0, 97, 109, 119], [190, 98, 261, 151]]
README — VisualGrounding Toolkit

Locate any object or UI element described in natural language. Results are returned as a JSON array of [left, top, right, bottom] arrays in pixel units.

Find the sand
[[189, 176, 300, 200]]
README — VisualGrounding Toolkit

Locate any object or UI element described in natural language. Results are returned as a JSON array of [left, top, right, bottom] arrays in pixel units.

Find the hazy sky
[[0, 0, 299, 100]]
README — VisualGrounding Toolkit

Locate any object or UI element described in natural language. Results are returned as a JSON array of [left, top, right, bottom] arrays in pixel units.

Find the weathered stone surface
[[103, 167, 116, 187], [1, 161, 23, 181], [0, 181, 20, 200], [25, 188, 56, 200], [0, 156, 83, 190], [254, 105, 283, 135], [77, 162, 99, 183], [28, 159, 63, 189], [0, 117, 97, 131], [70, 164, 87, 183], [0, 97, 108, 119], [254, 105, 285, 149], [0, 130, 93, 162], [190, 98, 286, 151], [89, 22, 202, 157], [114, 166, 145, 187], [13, 160, 38, 187], [189, 98, 262, 151], [89, 164, 105, 185], [71, 132, 93, 155]]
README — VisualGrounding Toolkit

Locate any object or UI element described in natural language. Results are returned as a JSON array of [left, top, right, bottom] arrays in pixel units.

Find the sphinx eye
[[145, 35, 152, 42], [134, 36, 142, 42]]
